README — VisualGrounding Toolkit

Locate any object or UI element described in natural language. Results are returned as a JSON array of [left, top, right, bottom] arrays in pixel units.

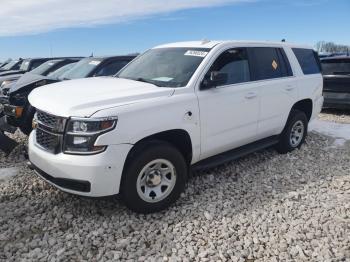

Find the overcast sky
[[0, 0, 349, 60]]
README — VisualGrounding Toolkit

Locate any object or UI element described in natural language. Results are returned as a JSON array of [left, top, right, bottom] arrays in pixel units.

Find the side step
[[192, 136, 279, 171]]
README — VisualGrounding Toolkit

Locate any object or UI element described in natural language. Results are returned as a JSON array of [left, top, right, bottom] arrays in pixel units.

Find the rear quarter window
[[292, 48, 321, 75]]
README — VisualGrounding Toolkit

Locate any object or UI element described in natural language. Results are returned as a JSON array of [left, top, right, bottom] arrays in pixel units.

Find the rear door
[[248, 47, 297, 139]]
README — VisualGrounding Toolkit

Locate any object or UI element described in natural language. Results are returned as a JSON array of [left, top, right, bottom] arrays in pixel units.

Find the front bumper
[[323, 92, 350, 109], [28, 131, 133, 197]]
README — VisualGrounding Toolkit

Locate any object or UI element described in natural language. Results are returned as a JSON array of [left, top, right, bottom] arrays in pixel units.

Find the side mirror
[[200, 71, 228, 90]]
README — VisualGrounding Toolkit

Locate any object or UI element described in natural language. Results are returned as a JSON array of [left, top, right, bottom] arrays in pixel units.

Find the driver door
[[196, 48, 261, 160]]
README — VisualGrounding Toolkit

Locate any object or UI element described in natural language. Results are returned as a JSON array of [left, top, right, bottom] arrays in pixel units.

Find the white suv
[[28, 41, 323, 213]]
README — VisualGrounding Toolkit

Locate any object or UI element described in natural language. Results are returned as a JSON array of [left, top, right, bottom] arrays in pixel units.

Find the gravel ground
[[1, 113, 350, 262], [319, 109, 350, 124]]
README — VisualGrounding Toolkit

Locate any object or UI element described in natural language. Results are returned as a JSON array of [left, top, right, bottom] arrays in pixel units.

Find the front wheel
[[121, 141, 187, 213], [276, 109, 308, 154]]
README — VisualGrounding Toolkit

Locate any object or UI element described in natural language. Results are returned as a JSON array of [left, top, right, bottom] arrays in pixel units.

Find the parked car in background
[[0, 57, 78, 78], [0, 55, 136, 135], [0, 58, 82, 90], [321, 55, 350, 109], [0, 60, 11, 69], [27, 41, 323, 213], [0, 59, 23, 73]]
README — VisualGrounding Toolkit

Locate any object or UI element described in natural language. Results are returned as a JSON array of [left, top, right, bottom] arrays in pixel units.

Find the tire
[[276, 109, 308, 154], [19, 105, 36, 135], [121, 141, 187, 213]]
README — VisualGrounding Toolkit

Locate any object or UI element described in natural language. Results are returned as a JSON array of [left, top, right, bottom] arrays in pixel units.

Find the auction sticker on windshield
[[184, 50, 208, 57], [89, 61, 101, 66], [152, 77, 173, 82]]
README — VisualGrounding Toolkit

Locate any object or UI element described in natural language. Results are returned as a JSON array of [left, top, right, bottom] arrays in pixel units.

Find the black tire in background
[[276, 109, 308, 154], [19, 104, 35, 135], [121, 141, 188, 213]]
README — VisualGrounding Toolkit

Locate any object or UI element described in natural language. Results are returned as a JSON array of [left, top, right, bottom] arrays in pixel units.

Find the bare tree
[[315, 41, 350, 53]]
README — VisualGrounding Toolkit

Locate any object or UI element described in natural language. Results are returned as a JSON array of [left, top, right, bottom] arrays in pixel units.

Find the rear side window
[[292, 48, 321, 75], [205, 48, 251, 86], [248, 47, 292, 81]]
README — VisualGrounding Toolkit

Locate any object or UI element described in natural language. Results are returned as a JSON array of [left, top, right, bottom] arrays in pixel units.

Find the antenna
[[201, 39, 210, 45]]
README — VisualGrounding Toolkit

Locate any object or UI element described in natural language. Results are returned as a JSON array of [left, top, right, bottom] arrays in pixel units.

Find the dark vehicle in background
[[321, 56, 350, 109], [0, 55, 136, 135], [0, 59, 23, 73], [0, 58, 82, 91]]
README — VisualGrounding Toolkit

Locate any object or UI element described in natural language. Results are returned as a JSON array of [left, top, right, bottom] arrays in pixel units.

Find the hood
[[9, 73, 52, 94], [29, 77, 175, 117]]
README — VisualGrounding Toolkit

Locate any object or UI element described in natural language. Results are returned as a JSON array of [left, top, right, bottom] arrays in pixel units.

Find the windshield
[[117, 48, 210, 87], [30, 60, 60, 75], [19, 60, 31, 71], [322, 60, 350, 75], [48, 62, 77, 79], [2, 60, 19, 70], [60, 58, 103, 80]]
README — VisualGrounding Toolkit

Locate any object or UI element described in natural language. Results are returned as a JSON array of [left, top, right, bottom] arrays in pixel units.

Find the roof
[[154, 40, 313, 49]]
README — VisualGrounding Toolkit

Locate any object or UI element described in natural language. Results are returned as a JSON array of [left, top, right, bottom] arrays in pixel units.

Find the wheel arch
[[126, 129, 193, 167], [291, 99, 313, 121]]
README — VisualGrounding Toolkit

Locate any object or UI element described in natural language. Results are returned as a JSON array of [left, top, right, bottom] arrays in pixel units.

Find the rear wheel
[[121, 141, 187, 213], [276, 109, 308, 154]]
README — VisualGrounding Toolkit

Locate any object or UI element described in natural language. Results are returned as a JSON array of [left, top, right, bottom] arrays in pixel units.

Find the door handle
[[285, 85, 295, 91], [245, 92, 257, 99]]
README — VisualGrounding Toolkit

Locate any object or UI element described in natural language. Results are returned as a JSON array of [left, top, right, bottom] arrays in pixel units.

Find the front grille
[[35, 110, 66, 154], [37, 110, 61, 129], [36, 128, 61, 153]]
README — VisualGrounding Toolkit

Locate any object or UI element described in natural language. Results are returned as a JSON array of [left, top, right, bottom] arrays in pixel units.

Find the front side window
[[321, 59, 350, 75], [248, 47, 289, 81], [94, 60, 129, 77], [117, 48, 210, 87], [292, 48, 321, 75], [204, 48, 250, 86]]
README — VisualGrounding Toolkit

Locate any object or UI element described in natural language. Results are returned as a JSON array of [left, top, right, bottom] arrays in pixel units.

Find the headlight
[[1, 80, 14, 88], [63, 117, 117, 154]]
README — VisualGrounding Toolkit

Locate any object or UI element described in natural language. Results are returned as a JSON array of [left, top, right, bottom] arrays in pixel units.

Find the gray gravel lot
[[0, 113, 350, 262], [319, 109, 350, 124]]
